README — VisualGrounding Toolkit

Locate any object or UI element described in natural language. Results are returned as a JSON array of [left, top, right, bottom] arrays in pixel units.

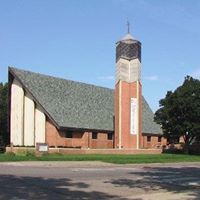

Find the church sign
[[36, 143, 48, 152], [130, 97, 137, 135]]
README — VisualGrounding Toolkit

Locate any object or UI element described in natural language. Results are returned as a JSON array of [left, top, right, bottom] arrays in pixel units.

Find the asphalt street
[[0, 161, 200, 200]]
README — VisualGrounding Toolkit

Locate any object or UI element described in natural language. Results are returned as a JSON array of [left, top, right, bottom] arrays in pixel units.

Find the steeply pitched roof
[[142, 98, 162, 134], [9, 67, 162, 134]]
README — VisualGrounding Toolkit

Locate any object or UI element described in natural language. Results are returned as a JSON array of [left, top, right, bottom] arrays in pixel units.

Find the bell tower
[[115, 23, 142, 149]]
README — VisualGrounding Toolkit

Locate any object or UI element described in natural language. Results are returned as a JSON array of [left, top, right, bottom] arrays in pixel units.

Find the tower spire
[[127, 21, 130, 34], [115, 25, 142, 150]]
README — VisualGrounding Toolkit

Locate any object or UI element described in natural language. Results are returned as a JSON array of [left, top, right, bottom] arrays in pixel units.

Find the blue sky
[[0, 0, 200, 111]]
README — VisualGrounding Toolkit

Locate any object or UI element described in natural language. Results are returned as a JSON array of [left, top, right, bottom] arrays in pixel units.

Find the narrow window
[[65, 131, 73, 138], [92, 132, 98, 139], [147, 136, 151, 142], [107, 133, 113, 140], [158, 136, 162, 142]]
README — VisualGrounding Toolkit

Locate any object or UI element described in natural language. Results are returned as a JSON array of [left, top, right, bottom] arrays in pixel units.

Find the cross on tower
[[127, 21, 130, 33]]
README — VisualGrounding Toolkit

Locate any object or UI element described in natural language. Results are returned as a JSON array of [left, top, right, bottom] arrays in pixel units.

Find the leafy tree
[[155, 76, 200, 149], [0, 82, 8, 146]]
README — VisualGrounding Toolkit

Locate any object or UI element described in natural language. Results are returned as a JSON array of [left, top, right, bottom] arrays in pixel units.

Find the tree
[[155, 76, 200, 150], [0, 82, 8, 147]]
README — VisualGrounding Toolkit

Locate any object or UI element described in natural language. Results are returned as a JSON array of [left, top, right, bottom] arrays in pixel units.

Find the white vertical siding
[[130, 59, 141, 82], [116, 58, 141, 83], [10, 79, 24, 146], [24, 93, 35, 146], [35, 107, 46, 144]]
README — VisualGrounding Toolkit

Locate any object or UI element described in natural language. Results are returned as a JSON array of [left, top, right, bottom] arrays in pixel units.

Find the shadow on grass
[[0, 175, 128, 200], [106, 166, 200, 199]]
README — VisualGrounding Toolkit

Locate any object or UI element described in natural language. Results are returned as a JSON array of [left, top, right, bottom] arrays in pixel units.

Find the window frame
[[147, 136, 151, 142], [107, 133, 113, 140], [158, 136, 162, 143], [92, 132, 98, 139], [64, 131, 73, 138]]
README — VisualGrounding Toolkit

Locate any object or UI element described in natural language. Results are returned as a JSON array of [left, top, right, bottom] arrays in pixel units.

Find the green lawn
[[0, 153, 200, 164]]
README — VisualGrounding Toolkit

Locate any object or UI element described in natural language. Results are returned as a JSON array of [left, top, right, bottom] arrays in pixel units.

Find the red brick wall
[[46, 119, 113, 149], [46, 119, 166, 150], [141, 135, 167, 149], [90, 133, 113, 149], [46, 120, 66, 147], [115, 81, 142, 149], [114, 82, 119, 148]]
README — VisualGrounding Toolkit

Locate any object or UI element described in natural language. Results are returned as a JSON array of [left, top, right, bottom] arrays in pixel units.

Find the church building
[[8, 30, 166, 151]]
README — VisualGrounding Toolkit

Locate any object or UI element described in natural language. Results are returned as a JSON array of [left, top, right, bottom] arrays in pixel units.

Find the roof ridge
[[9, 66, 114, 91]]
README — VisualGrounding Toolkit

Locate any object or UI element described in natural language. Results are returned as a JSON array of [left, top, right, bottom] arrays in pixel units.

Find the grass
[[0, 153, 200, 164]]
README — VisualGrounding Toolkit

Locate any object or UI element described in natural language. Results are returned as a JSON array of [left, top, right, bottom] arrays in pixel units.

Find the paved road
[[0, 161, 200, 200]]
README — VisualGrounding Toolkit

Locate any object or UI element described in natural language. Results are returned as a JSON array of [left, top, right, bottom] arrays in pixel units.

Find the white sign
[[130, 98, 137, 135], [37, 143, 48, 152]]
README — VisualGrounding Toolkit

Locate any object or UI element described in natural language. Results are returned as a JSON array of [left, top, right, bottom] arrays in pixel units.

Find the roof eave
[[59, 126, 114, 133], [142, 132, 163, 136]]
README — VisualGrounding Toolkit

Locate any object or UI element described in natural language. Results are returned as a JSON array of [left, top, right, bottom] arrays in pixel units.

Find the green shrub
[[5, 151, 15, 156]]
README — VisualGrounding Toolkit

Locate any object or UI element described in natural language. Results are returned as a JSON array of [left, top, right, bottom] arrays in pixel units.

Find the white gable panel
[[10, 79, 24, 146], [35, 107, 46, 144], [24, 93, 35, 146]]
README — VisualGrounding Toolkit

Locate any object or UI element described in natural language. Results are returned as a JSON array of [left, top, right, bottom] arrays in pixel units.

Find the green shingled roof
[[9, 67, 162, 134]]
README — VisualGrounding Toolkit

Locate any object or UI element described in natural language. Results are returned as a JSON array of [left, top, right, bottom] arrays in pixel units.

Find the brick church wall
[[46, 119, 165, 149], [46, 119, 113, 149], [141, 135, 167, 149], [90, 133, 114, 149]]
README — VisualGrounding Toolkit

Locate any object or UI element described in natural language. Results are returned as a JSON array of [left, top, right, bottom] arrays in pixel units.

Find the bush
[[25, 151, 35, 157], [189, 143, 200, 155], [15, 149, 35, 157], [162, 144, 184, 154], [5, 151, 15, 156]]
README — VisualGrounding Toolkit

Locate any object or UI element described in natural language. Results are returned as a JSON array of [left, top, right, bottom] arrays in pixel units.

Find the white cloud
[[144, 75, 158, 81], [98, 75, 114, 81], [190, 68, 200, 79]]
